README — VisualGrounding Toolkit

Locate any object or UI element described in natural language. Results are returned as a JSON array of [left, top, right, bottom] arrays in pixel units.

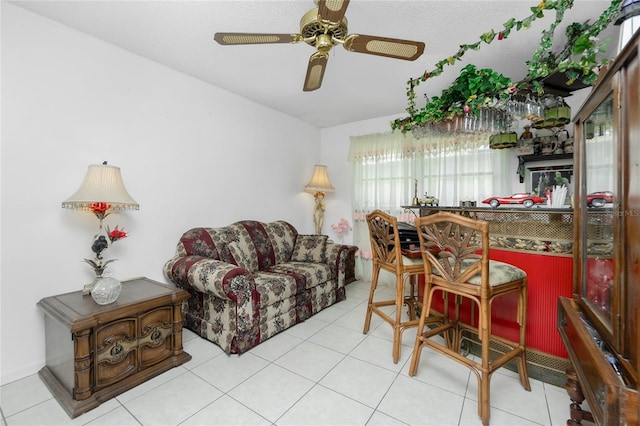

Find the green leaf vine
[[391, 0, 622, 133]]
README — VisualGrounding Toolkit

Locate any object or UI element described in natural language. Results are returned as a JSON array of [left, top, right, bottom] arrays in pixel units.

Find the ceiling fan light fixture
[[300, 8, 348, 46], [316, 33, 334, 53]]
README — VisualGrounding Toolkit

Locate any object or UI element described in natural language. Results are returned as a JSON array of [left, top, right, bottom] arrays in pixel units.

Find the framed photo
[[526, 162, 573, 201]]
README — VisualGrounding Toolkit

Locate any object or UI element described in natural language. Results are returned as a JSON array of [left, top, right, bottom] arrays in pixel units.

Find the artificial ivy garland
[[391, 0, 622, 133]]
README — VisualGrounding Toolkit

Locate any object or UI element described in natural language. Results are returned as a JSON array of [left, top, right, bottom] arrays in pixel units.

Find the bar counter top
[[402, 205, 576, 256], [401, 205, 573, 213], [402, 205, 611, 258]]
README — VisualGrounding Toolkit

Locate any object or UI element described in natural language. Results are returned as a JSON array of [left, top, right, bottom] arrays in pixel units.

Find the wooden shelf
[[519, 153, 573, 163], [518, 69, 592, 97], [540, 70, 591, 96]]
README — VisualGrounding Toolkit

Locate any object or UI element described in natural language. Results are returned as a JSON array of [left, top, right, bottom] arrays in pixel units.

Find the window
[[348, 131, 509, 280]]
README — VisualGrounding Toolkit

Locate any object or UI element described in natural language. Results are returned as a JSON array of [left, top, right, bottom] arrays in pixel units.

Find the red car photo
[[482, 193, 547, 208], [586, 191, 614, 207]]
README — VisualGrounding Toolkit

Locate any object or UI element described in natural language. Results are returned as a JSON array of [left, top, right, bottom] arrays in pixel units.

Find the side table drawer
[[95, 318, 138, 389], [139, 306, 173, 368]]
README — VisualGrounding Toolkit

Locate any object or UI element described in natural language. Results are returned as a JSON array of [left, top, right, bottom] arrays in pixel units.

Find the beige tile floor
[[1, 280, 572, 425]]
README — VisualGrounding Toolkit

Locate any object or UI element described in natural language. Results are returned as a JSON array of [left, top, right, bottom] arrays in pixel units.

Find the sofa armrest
[[325, 243, 349, 288], [164, 255, 255, 302]]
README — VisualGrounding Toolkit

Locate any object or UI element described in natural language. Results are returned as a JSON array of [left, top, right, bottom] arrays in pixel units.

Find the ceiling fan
[[213, 0, 425, 92]]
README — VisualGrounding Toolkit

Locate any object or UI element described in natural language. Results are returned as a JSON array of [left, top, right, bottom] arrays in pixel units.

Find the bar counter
[[401, 205, 580, 385]]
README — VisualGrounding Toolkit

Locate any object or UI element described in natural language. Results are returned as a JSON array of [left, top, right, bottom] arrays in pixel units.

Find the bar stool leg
[[363, 264, 380, 334]]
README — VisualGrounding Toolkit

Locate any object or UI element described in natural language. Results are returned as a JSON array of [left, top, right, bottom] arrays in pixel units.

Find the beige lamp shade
[[304, 165, 335, 194], [62, 163, 139, 211]]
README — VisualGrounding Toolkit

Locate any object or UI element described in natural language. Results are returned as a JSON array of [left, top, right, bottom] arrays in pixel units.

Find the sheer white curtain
[[585, 132, 615, 194], [348, 131, 510, 281]]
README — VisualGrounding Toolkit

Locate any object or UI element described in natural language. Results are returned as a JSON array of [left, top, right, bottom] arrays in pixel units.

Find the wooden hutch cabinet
[[557, 31, 640, 424]]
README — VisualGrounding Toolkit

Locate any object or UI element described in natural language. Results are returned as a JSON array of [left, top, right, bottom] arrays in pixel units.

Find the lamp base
[[90, 277, 122, 305], [313, 192, 326, 235]]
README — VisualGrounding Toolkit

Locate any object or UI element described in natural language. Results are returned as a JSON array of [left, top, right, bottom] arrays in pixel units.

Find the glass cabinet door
[[583, 93, 615, 323]]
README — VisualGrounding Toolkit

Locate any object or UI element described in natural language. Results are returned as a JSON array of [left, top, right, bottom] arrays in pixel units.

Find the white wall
[[1, 4, 321, 384]]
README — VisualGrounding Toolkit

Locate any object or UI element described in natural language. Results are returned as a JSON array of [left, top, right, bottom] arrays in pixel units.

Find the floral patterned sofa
[[163, 220, 348, 354]]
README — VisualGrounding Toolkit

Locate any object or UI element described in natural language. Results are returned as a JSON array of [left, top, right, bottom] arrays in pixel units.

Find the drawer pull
[[111, 342, 123, 356], [97, 338, 137, 363], [139, 325, 170, 348], [151, 328, 162, 344]]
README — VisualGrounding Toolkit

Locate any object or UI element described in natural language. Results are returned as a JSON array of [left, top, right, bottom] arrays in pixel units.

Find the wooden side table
[[37, 277, 191, 418], [344, 245, 358, 284]]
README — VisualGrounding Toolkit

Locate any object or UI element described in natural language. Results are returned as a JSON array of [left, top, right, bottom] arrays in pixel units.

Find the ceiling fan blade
[[317, 0, 350, 25], [343, 34, 425, 61], [303, 53, 328, 92], [214, 33, 302, 45]]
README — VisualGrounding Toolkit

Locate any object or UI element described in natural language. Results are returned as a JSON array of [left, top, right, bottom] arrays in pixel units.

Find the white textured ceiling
[[10, 0, 620, 128]]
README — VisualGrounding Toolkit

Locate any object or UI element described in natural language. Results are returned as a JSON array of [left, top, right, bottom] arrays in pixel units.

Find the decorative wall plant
[[408, 65, 515, 129], [391, 0, 622, 133]]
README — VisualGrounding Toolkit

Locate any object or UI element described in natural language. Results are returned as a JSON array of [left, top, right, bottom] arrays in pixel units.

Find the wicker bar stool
[[363, 210, 440, 364], [409, 211, 530, 425]]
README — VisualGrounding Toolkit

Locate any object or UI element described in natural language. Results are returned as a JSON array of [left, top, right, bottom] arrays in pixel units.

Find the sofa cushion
[[228, 242, 255, 272], [263, 221, 298, 264], [234, 221, 275, 271], [291, 234, 328, 263], [255, 262, 332, 307], [253, 272, 299, 306], [268, 262, 332, 289], [179, 228, 219, 258]]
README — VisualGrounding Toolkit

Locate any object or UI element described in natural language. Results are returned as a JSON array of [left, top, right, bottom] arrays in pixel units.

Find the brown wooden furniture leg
[[565, 367, 594, 425]]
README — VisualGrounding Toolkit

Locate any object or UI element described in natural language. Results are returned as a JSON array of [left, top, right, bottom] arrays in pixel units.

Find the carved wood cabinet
[[557, 31, 640, 425], [37, 277, 191, 418]]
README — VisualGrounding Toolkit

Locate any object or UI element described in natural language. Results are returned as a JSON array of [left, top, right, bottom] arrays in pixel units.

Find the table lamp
[[62, 162, 139, 295]]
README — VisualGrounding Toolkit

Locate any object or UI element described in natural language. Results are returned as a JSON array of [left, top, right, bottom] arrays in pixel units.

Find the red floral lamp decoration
[[62, 162, 139, 295]]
